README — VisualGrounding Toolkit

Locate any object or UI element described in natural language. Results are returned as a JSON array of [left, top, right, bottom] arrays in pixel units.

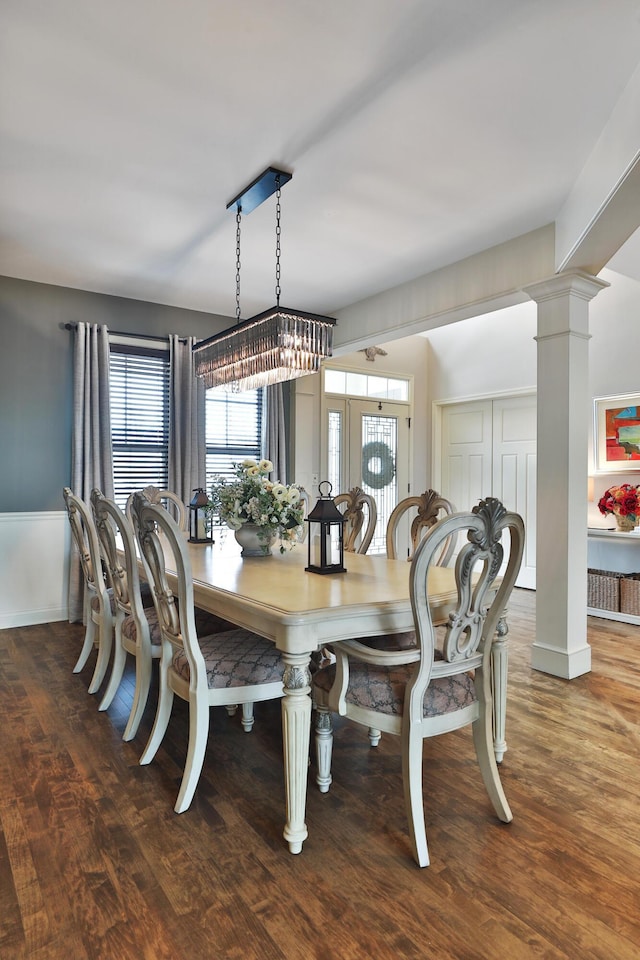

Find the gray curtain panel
[[264, 383, 287, 483], [68, 322, 113, 622], [168, 335, 206, 506]]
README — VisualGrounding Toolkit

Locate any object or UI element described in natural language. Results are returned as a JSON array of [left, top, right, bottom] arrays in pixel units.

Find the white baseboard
[[0, 512, 70, 628], [0, 606, 68, 629]]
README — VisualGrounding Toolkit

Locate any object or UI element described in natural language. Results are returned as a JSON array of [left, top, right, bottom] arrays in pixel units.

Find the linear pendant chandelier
[[193, 167, 336, 391]]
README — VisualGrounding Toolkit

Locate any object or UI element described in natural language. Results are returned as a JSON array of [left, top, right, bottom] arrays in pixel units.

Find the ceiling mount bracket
[[226, 166, 293, 215]]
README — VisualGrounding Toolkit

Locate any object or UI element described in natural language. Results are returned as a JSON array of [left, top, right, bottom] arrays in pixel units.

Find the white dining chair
[[312, 496, 524, 867], [63, 487, 114, 695], [90, 489, 161, 740], [130, 491, 285, 814]]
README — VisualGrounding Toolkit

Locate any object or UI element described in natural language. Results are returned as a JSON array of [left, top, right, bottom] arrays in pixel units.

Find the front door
[[325, 397, 410, 554]]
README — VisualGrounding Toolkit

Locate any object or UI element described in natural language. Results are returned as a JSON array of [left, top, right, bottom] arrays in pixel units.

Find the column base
[[531, 641, 591, 679]]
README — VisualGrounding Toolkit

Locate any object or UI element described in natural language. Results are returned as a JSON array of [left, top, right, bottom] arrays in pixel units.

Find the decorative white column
[[524, 271, 609, 679]]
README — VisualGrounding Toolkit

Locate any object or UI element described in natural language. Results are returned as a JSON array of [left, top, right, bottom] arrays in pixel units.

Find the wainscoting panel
[[0, 512, 70, 627]]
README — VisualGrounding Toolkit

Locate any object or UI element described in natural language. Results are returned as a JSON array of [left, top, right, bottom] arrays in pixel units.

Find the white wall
[[0, 512, 70, 627], [424, 267, 640, 521]]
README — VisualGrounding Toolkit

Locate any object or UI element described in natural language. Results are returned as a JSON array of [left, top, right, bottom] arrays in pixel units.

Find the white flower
[[258, 459, 273, 473], [272, 483, 288, 500], [246, 465, 260, 476], [241, 458, 258, 469], [287, 487, 300, 504]]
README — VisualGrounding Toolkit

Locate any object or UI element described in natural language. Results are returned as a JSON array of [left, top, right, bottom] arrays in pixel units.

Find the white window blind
[[110, 345, 170, 508], [205, 386, 263, 490], [109, 345, 263, 512]]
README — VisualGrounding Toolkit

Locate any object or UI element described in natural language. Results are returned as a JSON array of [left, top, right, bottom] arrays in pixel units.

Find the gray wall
[[0, 275, 231, 512]]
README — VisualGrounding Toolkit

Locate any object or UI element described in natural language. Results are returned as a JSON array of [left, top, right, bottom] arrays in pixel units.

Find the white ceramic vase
[[233, 523, 277, 557]]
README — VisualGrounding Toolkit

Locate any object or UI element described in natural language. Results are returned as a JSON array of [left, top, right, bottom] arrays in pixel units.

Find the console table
[[587, 527, 640, 625]]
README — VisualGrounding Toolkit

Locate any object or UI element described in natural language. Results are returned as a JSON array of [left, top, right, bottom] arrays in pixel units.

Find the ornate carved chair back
[[334, 487, 377, 554], [386, 489, 456, 563], [126, 485, 187, 532]]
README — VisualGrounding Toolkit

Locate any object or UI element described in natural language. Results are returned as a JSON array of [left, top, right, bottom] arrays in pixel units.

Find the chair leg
[[174, 696, 210, 813], [472, 710, 512, 824], [139, 665, 174, 765], [87, 616, 113, 694], [225, 704, 238, 717], [99, 626, 126, 711], [368, 727, 381, 747], [73, 612, 96, 674], [241, 701, 254, 732], [402, 725, 430, 868], [491, 614, 509, 763], [122, 650, 152, 742], [314, 705, 333, 793]]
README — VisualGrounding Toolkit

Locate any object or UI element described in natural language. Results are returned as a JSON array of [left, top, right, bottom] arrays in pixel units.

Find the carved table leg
[[281, 651, 312, 854], [491, 613, 509, 763]]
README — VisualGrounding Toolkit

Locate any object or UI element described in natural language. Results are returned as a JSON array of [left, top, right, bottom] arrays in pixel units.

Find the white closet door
[[440, 394, 536, 588], [440, 400, 493, 510], [492, 396, 537, 588]]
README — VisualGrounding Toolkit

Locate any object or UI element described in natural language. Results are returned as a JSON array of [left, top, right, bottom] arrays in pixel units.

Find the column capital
[[524, 270, 609, 304]]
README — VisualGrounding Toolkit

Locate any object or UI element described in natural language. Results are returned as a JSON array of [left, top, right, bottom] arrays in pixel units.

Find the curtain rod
[[63, 323, 188, 343]]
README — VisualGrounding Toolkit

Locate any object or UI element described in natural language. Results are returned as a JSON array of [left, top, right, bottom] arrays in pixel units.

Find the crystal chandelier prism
[[193, 167, 336, 391]]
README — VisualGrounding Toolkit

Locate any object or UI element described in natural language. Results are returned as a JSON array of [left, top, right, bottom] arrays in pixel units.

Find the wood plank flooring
[[1, 590, 639, 960]]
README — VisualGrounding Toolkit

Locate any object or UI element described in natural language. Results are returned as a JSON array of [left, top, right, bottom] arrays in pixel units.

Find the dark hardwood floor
[[1, 590, 639, 960]]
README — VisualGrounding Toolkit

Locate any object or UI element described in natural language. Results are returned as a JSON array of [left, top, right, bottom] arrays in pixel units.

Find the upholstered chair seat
[[171, 629, 283, 687], [312, 659, 475, 718]]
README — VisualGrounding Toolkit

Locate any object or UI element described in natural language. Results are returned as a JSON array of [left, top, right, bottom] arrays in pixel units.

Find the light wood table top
[[184, 540, 457, 653]]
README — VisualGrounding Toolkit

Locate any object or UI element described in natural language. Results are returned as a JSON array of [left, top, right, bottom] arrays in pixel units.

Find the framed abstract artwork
[[594, 394, 640, 471]]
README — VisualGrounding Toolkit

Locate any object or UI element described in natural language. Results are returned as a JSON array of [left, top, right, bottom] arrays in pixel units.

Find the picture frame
[[594, 394, 640, 472]]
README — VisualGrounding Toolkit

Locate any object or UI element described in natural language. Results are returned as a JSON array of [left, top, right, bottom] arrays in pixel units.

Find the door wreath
[[361, 441, 396, 489]]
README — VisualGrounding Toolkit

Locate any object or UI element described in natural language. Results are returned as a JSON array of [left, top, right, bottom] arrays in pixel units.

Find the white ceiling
[[1, 0, 640, 320]]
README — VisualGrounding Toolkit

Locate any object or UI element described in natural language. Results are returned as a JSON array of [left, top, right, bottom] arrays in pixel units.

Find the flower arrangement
[[209, 458, 305, 551], [598, 483, 640, 525]]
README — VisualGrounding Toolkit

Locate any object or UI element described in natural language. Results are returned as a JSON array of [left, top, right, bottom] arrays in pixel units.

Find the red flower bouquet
[[598, 483, 640, 526]]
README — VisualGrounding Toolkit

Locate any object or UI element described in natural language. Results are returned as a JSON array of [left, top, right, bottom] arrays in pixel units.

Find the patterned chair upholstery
[[131, 491, 284, 814], [312, 497, 524, 868]]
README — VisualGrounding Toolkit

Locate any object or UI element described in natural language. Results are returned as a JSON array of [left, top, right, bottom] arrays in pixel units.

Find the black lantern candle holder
[[305, 481, 346, 575], [188, 488, 213, 544]]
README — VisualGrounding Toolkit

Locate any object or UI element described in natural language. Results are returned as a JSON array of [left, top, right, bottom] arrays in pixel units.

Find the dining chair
[[90, 489, 162, 740], [63, 487, 114, 695], [312, 496, 524, 867], [130, 491, 285, 814], [334, 487, 377, 554], [125, 485, 188, 532], [386, 489, 456, 563]]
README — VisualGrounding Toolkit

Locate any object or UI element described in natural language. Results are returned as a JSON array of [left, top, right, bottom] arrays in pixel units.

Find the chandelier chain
[[275, 178, 281, 307], [235, 206, 242, 323]]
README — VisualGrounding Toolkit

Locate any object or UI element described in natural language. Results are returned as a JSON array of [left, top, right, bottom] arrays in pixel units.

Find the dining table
[[174, 535, 511, 856]]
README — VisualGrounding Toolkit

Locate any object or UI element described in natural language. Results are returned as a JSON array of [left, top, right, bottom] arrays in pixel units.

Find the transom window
[[324, 368, 409, 401]]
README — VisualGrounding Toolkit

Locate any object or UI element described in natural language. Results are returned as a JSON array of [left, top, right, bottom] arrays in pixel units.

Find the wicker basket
[[587, 569, 622, 611], [620, 573, 640, 616]]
